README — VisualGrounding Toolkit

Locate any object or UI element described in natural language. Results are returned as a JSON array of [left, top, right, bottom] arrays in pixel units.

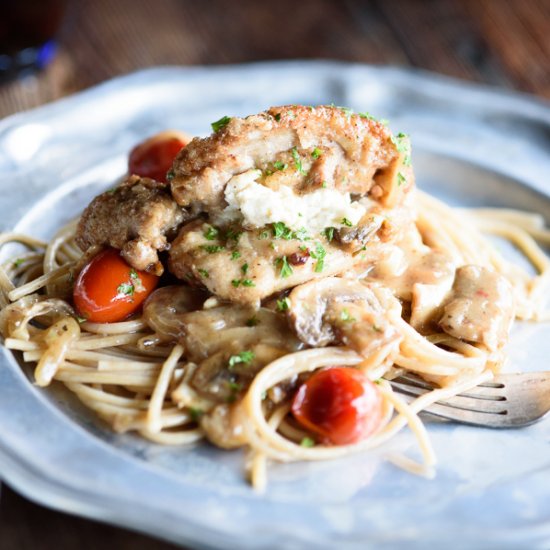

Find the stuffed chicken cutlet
[[76, 105, 416, 305]]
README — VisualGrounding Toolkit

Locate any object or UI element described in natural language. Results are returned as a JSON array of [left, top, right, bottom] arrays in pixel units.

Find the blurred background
[[0, 0, 549, 548]]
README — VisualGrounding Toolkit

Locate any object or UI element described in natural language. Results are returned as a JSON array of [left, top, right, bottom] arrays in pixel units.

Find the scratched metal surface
[[0, 62, 549, 550]]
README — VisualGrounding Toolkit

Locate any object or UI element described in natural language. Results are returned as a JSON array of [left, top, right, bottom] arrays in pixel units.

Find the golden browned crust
[[75, 175, 185, 274], [170, 105, 409, 212]]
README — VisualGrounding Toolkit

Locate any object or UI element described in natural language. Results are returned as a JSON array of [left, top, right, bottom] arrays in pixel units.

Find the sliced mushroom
[[191, 342, 288, 403], [287, 277, 401, 359], [142, 285, 208, 341], [179, 305, 302, 362], [334, 213, 384, 253]]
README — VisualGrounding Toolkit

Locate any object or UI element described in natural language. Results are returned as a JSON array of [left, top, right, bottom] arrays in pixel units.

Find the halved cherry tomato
[[73, 248, 159, 323], [291, 367, 383, 446], [128, 130, 190, 183]]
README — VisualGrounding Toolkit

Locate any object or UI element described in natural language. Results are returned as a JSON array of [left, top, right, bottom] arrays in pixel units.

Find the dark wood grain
[[1, 0, 549, 548]]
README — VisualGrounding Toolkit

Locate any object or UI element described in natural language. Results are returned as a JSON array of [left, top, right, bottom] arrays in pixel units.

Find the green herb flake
[[231, 250, 241, 260], [272, 221, 293, 240], [291, 147, 305, 174], [201, 244, 225, 254], [276, 256, 293, 278], [231, 278, 256, 288], [189, 407, 204, 422], [75, 315, 87, 324], [117, 282, 134, 296], [204, 226, 219, 241], [225, 228, 243, 242], [311, 147, 322, 159], [241, 263, 249, 274], [273, 160, 287, 171], [372, 324, 382, 333], [323, 227, 335, 242], [358, 111, 376, 121], [246, 316, 259, 327], [258, 230, 270, 240], [300, 437, 316, 448], [12, 258, 24, 268], [166, 169, 175, 182], [198, 269, 210, 278], [228, 350, 255, 368], [276, 297, 291, 312], [321, 181, 328, 189], [211, 115, 231, 132], [341, 217, 353, 227], [340, 308, 356, 323], [397, 172, 406, 186], [310, 243, 326, 273], [274, 113, 281, 122]]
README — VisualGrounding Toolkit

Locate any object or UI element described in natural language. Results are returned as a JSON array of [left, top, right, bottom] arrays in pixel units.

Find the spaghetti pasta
[[1, 106, 549, 490]]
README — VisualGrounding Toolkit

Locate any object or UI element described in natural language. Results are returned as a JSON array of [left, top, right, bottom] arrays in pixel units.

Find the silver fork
[[389, 372, 550, 428]]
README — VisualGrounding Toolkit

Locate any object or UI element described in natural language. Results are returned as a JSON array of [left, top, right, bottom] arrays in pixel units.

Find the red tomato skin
[[73, 248, 159, 323], [291, 367, 383, 446], [128, 131, 189, 183]]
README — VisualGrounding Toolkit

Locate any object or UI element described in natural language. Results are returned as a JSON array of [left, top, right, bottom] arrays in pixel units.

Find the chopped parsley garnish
[[246, 316, 259, 327], [311, 147, 322, 159], [225, 228, 243, 242], [358, 111, 376, 121], [12, 258, 24, 268], [228, 350, 255, 368], [341, 217, 353, 227], [198, 269, 210, 278], [397, 172, 406, 186], [273, 221, 294, 240], [391, 132, 412, 166], [323, 227, 335, 242], [321, 181, 328, 188], [231, 250, 241, 260], [226, 381, 243, 402], [166, 169, 175, 182], [272, 222, 310, 241], [276, 297, 291, 311], [117, 282, 134, 296], [273, 160, 287, 171], [274, 113, 281, 122], [201, 244, 225, 254], [75, 315, 87, 323], [310, 243, 326, 273], [189, 407, 204, 422], [241, 263, 249, 274], [340, 308, 356, 323], [276, 256, 293, 278], [211, 115, 231, 132], [291, 147, 305, 174], [204, 225, 219, 240], [259, 230, 270, 240], [129, 269, 145, 292], [300, 437, 316, 448], [231, 278, 255, 287]]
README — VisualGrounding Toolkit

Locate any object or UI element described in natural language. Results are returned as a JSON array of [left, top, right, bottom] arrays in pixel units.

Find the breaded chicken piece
[[167, 105, 414, 303], [170, 105, 413, 214], [75, 175, 185, 275]]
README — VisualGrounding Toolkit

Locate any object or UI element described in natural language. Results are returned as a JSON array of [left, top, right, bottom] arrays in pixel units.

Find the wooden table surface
[[1, 0, 549, 548]]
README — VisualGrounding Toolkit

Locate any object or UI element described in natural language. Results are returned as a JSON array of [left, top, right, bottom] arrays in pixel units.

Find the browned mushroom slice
[[438, 265, 515, 352], [75, 175, 186, 275], [191, 342, 288, 403], [287, 277, 401, 358]]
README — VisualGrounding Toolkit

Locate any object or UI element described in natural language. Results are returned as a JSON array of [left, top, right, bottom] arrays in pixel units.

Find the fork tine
[[389, 380, 509, 414]]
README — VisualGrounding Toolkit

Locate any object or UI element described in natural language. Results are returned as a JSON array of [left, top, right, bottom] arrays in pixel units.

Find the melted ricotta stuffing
[[224, 170, 366, 233]]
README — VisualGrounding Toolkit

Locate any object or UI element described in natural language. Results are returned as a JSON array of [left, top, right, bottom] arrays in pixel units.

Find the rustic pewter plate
[[1, 62, 550, 549]]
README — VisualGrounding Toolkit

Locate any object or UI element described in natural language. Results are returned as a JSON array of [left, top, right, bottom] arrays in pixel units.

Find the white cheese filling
[[224, 170, 366, 233]]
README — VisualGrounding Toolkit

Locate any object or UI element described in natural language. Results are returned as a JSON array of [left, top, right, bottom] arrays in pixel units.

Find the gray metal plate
[[0, 61, 549, 549]]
